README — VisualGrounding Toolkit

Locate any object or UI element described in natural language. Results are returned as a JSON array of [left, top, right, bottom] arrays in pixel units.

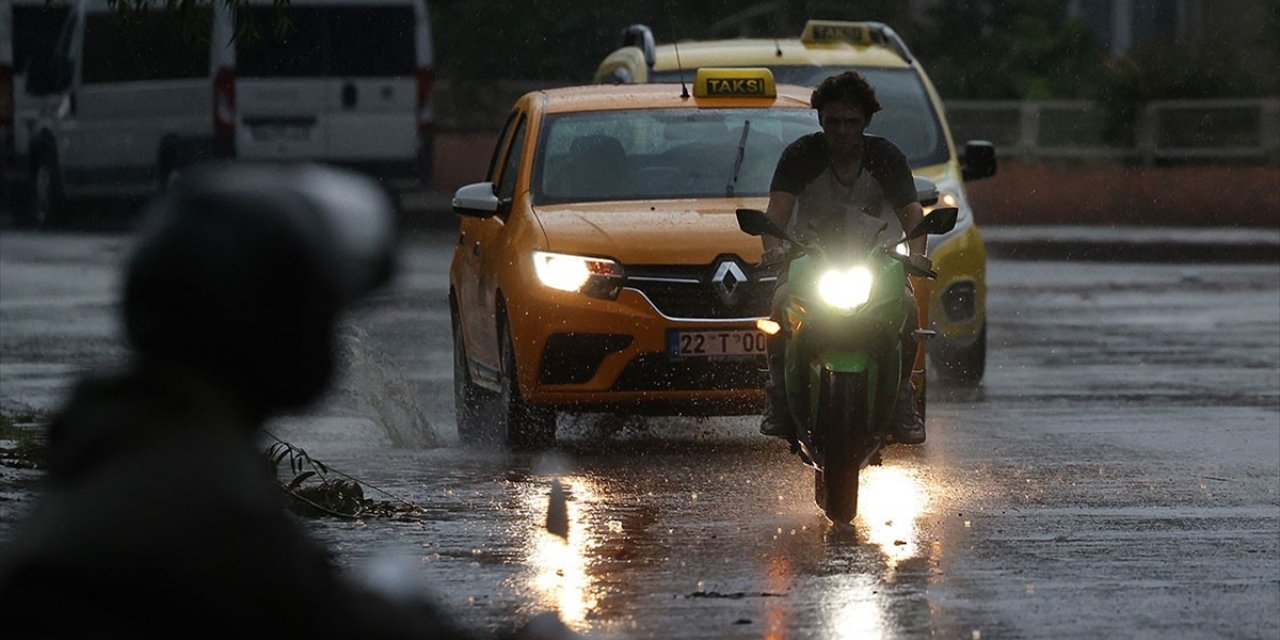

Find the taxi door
[[460, 108, 527, 374]]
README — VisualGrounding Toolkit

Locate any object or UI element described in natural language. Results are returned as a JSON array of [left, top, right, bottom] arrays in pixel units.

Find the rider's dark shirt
[[770, 132, 916, 209]]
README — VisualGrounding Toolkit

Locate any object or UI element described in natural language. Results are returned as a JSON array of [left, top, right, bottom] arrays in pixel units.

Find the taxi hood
[[533, 199, 767, 265]]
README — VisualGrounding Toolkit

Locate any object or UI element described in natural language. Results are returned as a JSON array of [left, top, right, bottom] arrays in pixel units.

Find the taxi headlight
[[532, 251, 625, 299], [818, 266, 873, 311]]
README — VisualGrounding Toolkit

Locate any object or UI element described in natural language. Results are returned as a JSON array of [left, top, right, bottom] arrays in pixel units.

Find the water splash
[[335, 323, 441, 448]]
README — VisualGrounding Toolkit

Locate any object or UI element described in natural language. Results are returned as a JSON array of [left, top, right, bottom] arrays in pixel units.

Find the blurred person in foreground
[[757, 70, 930, 445], [0, 164, 573, 640]]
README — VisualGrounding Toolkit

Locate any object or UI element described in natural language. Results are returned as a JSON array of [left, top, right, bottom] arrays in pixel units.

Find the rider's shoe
[[758, 393, 796, 440], [891, 381, 926, 445]]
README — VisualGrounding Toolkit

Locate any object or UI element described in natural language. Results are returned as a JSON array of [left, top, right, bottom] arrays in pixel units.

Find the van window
[[236, 7, 415, 78], [81, 11, 210, 84], [13, 4, 69, 74]]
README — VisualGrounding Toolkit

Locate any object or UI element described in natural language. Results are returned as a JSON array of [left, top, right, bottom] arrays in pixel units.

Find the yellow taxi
[[595, 21, 997, 387], [450, 69, 834, 448]]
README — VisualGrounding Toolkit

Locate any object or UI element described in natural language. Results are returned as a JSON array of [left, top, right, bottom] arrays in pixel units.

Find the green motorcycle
[[736, 202, 958, 524]]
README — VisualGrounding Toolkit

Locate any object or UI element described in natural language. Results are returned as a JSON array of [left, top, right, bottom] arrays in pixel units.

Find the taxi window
[[652, 67, 949, 167], [496, 115, 527, 200], [534, 108, 817, 204]]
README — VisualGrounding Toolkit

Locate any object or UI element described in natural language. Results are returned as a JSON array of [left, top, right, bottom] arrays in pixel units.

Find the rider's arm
[[897, 201, 926, 256], [762, 190, 797, 252]]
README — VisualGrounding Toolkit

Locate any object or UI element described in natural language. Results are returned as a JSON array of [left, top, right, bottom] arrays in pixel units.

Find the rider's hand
[[760, 246, 789, 266], [908, 253, 933, 273]]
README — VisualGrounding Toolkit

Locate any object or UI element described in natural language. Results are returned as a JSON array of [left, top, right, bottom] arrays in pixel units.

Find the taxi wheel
[[453, 315, 492, 445], [935, 322, 987, 387], [498, 320, 556, 450]]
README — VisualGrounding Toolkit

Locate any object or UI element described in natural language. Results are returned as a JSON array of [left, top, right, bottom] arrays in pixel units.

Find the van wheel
[[24, 149, 66, 228], [159, 163, 182, 191], [498, 319, 556, 450], [935, 322, 987, 387]]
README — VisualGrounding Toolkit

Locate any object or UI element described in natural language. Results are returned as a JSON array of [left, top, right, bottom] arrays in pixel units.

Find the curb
[[981, 226, 1280, 263]]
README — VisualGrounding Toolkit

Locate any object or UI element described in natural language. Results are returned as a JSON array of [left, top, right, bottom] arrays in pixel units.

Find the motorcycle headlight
[[532, 251, 625, 299], [817, 266, 873, 311]]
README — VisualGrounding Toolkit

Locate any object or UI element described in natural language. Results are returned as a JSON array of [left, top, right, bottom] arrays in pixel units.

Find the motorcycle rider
[[758, 70, 931, 445]]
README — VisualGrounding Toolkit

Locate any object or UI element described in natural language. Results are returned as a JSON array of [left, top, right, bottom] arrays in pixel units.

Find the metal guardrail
[[431, 83, 1280, 165], [945, 98, 1280, 164]]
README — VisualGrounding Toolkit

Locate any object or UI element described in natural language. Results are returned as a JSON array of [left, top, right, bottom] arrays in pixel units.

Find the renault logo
[[711, 259, 749, 306]]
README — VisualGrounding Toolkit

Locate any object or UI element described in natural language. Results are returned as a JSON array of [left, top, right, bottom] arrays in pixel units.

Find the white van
[[17, 0, 436, 226], [1, 0, 71, 208]]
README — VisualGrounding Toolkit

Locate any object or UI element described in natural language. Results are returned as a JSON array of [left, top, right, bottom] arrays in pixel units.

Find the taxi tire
[[498, 320, 556, 450], [453, 315, 491, 446], [935, 321, 987, 387]]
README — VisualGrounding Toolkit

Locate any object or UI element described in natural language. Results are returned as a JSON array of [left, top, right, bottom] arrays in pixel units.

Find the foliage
[[0, 409, 50, 470], [1094, 40, 1268, 145], [914, 0, 1105, 99], [265, 439, 421, 520], [104, 0, 294, 42]]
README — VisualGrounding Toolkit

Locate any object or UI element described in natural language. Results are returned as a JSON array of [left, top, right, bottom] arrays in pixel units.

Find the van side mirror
[[913, 176, 939, 206], [962, 140, 997, 181], [25, 54, 71, 96]]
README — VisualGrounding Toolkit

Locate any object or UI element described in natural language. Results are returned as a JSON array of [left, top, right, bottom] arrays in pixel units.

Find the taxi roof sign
[[800, 20, 913, 62], [801, 20, 874, 46], [693, 68, 776, 99]]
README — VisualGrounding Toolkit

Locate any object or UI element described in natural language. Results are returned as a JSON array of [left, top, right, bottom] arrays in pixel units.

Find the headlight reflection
[[525, 477, 600, 628], [857, 465, 929, 568]]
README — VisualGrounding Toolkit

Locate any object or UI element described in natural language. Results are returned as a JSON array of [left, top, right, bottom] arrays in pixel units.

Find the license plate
[[669, 329, 768, 357]]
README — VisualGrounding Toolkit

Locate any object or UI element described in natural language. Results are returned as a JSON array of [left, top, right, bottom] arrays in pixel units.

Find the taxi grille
[[612, 354, 768, 392], [624, 262, 774, 320]]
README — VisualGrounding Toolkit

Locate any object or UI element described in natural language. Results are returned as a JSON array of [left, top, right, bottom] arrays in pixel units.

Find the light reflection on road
[[758, 461, 934, 639], [525, 476, 600, 630], [857, 464, 930, 570]]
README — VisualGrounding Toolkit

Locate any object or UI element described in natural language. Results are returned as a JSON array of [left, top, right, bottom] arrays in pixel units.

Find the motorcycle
[[736, 198, 958, 524]]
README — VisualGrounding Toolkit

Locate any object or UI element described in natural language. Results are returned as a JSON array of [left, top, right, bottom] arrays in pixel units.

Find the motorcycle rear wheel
[[814, 368, 867, 524]]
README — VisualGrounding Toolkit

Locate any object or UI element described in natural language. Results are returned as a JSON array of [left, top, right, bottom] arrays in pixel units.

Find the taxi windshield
[[652, 67, 949, 167], [534, 108, 818, 204]]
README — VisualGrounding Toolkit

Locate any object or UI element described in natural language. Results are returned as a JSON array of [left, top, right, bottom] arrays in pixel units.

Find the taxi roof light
[[692, 67, 777, 99], [799, 20, 913, 62]]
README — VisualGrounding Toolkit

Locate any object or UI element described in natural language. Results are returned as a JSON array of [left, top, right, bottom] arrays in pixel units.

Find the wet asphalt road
[[1, 226, 1277, 639]]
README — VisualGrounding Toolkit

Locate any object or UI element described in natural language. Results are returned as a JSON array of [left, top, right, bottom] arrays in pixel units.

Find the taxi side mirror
[[913, 176, 939, 206], [452, 182, 500, 218], [962, 140, 997, 181]]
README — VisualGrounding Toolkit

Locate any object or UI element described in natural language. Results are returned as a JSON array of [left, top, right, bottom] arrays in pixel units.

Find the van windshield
[[236, 7, 415, 77], [534, 108, 819, 204], [651, 67, 950, 167]]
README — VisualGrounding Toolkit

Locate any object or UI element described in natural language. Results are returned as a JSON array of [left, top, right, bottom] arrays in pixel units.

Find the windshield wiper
[[726, 120, 751, 197]]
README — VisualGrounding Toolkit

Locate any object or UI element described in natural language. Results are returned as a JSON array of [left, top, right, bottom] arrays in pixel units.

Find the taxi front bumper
[[506, 283, 767, 416], [926, 223, 987, 348]]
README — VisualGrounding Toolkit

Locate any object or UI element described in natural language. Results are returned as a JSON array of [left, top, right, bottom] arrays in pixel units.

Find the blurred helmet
[[123, 163, 396, 412]]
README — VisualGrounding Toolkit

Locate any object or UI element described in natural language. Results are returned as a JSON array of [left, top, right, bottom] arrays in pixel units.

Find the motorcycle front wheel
[[814, 368, 868, 524]]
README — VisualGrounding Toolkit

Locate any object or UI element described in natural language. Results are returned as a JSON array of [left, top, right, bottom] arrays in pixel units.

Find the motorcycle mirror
[[736, 208, 788, 240], [905, 207, 959, 240]]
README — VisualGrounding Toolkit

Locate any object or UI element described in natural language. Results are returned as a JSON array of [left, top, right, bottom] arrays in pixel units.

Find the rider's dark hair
[[810, 70, 882, 119]]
